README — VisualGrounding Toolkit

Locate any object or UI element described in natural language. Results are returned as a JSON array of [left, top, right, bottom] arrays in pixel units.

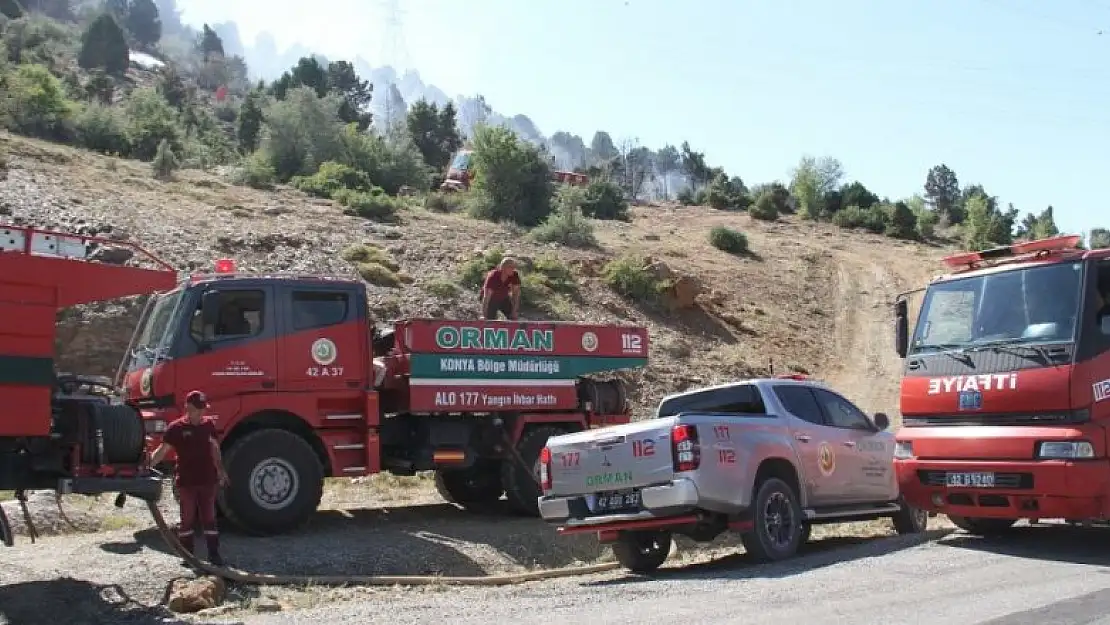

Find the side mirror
[[873, 412, 890, 430], [894, 298, 909, 359], [200, 290, 221, 330]]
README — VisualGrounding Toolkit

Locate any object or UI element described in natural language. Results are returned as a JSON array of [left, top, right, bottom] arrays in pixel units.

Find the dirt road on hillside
[[823, 242, 935, 416]]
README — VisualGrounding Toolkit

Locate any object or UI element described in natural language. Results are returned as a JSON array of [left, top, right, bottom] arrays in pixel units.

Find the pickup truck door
[[811, 388, 897, 503], [771, 385, 859, 506]]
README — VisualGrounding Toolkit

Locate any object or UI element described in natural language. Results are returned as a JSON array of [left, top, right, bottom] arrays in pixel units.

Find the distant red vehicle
[[440, 149, 588, 192], [893, 234, 1110, 535]]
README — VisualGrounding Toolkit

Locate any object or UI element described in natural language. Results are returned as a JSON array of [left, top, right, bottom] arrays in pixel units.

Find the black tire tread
[[219, 428, 324, 536], [501, 425, 565, 516], [891, 497, 929, 535], [612, 530, 672, 574], [740, 476, 804, 563], [434, 463, 504, 510], [90, 403, 145, 465]]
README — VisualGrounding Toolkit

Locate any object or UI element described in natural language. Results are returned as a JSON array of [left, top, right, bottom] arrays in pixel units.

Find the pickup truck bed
[[537, 377, 928, 572]]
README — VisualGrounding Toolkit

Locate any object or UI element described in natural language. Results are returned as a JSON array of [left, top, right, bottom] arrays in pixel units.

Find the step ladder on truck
[[0, 224, 178, 547], [117, 257, 651, 536], [892, 234, 1110, 534]]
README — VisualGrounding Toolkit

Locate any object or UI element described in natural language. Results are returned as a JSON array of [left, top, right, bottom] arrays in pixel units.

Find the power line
[[377, 0, 411, 70]]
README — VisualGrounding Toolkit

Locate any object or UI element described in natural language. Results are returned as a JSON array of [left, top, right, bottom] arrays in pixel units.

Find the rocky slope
[[1, 130, 952, 416]]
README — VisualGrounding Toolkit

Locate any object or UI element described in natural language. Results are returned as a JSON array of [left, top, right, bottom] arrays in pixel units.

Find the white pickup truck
[[537, 376, 927, 572]]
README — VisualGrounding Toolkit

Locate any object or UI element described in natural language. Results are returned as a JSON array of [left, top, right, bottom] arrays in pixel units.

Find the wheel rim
[[249, 457, 300, 510], [763, 491, 796, 549]]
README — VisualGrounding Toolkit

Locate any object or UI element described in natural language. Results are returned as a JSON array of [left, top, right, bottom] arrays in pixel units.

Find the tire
[[948, 515, 1016, 536], [81, 403, 145, 465], [218, 428, 324, 536], [435, 461, 504, 511], [740, 477, 804, 563], [501, 425, 565, 516], [891, 497, 929, 535], [612, 530, 672, 574]]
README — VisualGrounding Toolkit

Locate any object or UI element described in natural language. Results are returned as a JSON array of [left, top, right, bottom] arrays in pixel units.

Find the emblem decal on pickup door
[[818, 442, 835, 476], [927, 373, 1017, 395], [1095, 379, 1110, 403]]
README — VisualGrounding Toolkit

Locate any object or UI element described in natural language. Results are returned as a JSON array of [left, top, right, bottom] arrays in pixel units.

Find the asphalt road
[[241, 524, 1110, 625]]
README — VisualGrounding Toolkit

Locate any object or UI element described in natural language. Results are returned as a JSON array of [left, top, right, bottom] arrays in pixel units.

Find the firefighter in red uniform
[[148, 390, 229, 566]]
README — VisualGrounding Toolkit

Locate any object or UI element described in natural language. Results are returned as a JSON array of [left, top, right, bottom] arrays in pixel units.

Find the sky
[[174, 0, 1110, 239]]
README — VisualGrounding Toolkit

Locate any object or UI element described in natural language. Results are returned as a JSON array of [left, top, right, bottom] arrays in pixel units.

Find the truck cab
[[892, 235, 1110, 533]]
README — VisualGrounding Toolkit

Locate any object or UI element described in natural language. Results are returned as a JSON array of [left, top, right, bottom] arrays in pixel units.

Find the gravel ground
[[235, 524, 1110, 625], [0, 476, 918, 624]]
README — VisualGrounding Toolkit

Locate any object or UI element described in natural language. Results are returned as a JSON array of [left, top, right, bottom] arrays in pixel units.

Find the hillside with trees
[[2, 0, 1103, 251], [2, 0, 1108, 419]]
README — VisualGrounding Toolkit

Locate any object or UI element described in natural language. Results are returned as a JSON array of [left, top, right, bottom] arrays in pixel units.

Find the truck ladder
[[0, 224, 178, 307]]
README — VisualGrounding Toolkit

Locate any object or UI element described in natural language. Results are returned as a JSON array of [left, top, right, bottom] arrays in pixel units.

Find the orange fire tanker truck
[[0, 225, 176, 546], [115, 258, 647, 536], [892, 234, 1110, 534]]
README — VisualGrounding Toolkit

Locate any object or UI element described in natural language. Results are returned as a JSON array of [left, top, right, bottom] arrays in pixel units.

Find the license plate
[[946, 472, 995, 488], [586, 490, 642, 514]]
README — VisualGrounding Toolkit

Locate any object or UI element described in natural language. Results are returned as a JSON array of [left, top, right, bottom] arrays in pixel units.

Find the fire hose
[[144, 500, 618, 586], [136, 430, 618, 587], [11, 427, 619, 587]]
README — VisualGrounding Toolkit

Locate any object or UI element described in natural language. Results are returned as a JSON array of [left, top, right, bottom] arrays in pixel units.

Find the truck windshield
[[911, 261, 1084, 353], [128, 289, 184, 369]]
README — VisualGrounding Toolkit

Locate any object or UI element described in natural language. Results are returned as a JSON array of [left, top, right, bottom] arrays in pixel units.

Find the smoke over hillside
[[155, 3, 696, 200]]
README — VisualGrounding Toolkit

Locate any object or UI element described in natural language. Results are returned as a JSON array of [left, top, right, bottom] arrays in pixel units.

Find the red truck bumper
[[895, 458, 1110, 520]]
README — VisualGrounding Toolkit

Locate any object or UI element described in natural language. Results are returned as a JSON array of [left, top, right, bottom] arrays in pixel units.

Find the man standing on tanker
[[480, 257, 521, 320], [147, 390, 229, 566]]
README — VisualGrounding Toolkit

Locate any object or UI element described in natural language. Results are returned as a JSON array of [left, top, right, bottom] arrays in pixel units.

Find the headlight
[[1036, 441, 1094, 459], [893, 441, 914, 460]]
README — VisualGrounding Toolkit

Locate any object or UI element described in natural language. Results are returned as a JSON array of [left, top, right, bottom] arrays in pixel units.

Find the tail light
[[671, 424, 700, 472], [539, 447, 552, 492]]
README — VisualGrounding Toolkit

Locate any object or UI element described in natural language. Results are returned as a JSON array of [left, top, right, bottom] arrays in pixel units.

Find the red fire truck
[[892, 234, 1110, 534], [117, 258, 648, 535], [0, 225, 175, 546], [440, 150, 588, 192]]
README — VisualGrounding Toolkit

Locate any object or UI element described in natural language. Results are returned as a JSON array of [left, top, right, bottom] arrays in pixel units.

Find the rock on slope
[[0, 131, 949, 415]]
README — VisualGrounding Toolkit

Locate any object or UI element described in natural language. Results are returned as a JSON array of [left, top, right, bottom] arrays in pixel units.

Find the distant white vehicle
[[128, 50, 165, 70]]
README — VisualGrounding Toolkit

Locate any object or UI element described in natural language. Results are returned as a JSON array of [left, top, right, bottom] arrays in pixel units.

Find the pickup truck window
[[657, 383, 766, 417], [811, 388, 874, 430], [772, 385, 826, 425]]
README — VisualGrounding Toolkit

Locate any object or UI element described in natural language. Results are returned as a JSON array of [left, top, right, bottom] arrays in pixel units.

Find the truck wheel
[[948, 515, 1016, 536], [612, 530, 672, 574], [891, 497, 928, 535], [501, 425, 565, 516], [218, 429, 324, 536], [435, 461, 504, 511], [740, 477, 804, 563]]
